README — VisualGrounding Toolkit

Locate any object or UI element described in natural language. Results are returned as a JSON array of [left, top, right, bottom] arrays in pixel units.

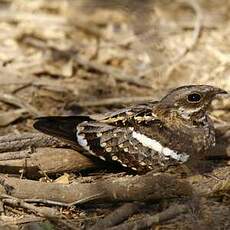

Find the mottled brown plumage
[[33, 85, 227, 173]]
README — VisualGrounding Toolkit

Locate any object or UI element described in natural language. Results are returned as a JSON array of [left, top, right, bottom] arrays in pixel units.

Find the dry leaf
[[55, 173, 70, 184]]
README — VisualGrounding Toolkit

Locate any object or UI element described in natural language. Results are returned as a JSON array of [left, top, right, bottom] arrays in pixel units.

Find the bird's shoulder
[[90, 101, 159, 126]]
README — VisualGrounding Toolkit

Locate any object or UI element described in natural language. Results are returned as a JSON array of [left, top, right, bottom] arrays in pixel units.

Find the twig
[[1, 194, 60, 218], [0, 215, 44, 226], [170, 0, 203, 63], [89, 202, 140, 230], [0, 133, 66, 153], [0, 11, 66, 25], [24, 199, 73, 207], [162, 0, 203, 80], [74, 55, 152, 88], [108, 204, 188, 230], [0, 150, 30, 161], [1, 194, 77, 230], [0, 93, 42, 117], [68, 192, 106, 206], [184, 0, 203, 49]]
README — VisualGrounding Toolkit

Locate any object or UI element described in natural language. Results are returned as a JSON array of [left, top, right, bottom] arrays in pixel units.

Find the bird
[[33, 85, 227, 173]]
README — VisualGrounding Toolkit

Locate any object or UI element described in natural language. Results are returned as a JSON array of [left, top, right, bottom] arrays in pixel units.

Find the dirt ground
[[0, 0, 229, 229]]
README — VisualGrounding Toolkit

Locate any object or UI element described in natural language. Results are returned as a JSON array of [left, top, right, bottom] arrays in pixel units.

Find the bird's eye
[[187, 93, 201, 103]]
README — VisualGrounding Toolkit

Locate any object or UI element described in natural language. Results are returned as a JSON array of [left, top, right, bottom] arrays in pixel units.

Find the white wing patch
[[132, 131, 189, 163], [132, 131, 163, 153], [76, 127, 105, 159], [77, 133, 88, 149]]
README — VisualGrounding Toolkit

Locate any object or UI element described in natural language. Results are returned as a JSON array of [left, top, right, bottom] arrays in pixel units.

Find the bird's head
[[157, 85, 227, 121]]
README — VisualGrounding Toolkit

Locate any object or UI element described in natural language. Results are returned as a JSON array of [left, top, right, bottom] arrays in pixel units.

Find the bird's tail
[[33, 116, 92, 144]]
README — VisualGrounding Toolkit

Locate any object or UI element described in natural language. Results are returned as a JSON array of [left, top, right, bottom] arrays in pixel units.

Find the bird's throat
[[177, 106, 206, 122], [154, 104, 207, 129]]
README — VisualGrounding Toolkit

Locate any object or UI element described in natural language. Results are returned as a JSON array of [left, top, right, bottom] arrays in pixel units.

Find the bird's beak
[[213, 87, 228, 95]]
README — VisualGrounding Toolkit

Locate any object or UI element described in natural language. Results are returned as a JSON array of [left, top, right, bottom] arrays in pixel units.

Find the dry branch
[[0, 173, 192, 204], [0, 147, 97, 177], [1, 194, 77, 230], [89, 202, 140, 230], [108, 204, 188, 230], [0, 215, 44, 227], [0, 133, 66, 153], [1, 194, 60, 218], [0, 165, 229, 205], [0, 147, 99, 177], [31, 147, 96, 174]]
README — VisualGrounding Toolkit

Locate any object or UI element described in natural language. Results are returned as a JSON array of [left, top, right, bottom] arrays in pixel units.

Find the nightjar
[[34, 85, 227, 173]]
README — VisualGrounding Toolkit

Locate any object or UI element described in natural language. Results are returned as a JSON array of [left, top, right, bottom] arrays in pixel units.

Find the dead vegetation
[[0, 0, 229, 229]]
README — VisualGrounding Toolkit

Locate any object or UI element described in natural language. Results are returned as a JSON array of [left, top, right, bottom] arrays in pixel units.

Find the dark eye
[[187, 93, 201, 103]]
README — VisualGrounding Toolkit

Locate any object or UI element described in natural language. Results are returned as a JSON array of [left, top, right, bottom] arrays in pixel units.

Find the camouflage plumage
[[34, 85, 227, 173]]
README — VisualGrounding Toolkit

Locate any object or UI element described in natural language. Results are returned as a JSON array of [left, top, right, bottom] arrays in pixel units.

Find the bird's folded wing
[[77, 121, 157, 171]]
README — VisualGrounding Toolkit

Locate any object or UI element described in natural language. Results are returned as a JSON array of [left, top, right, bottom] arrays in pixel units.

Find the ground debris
[[0, 0, 229, 229]]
